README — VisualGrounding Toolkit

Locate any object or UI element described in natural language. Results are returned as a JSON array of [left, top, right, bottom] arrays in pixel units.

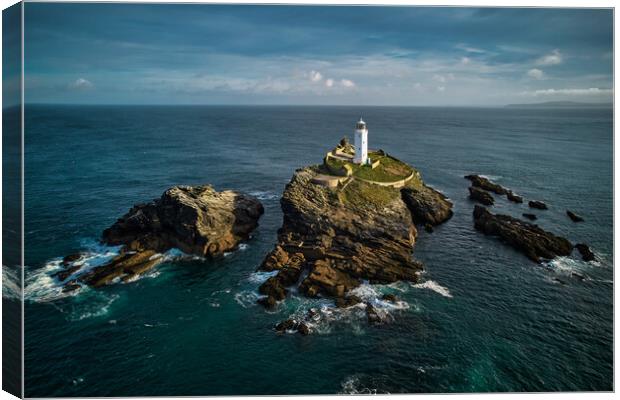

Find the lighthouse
[[353, 117, 368, 164]]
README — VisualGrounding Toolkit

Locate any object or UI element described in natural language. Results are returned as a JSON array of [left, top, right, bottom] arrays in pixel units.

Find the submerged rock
[[257, 154, 446, 307], [464, 175, 507, 195], [335, 295, 362, 308], [468, 186, 494, 206], [473, 205, 572, 263], [566, 210, 584, 222], [528, 200, 548, 210], [522, 213, 537, 221], [575, 243, 595, 262]]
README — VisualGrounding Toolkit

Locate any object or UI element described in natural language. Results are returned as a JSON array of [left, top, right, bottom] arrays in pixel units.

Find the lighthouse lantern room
[[353, 117, 368, 164]]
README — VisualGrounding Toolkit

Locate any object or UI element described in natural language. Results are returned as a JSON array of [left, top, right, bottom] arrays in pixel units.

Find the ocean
[[18, 105, 612, 395]]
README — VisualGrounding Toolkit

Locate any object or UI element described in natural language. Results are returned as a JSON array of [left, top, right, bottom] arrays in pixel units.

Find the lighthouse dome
[[356, 118, 367, 130]]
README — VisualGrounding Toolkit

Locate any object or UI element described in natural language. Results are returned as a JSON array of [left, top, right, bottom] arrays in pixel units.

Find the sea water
[[18, 105, 612, 395]]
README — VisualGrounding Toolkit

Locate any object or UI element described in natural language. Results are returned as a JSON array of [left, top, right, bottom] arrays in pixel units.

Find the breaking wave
[[339, 375, 381, 394], [248, 190, 279, 201], [412, 280, 453, 298]]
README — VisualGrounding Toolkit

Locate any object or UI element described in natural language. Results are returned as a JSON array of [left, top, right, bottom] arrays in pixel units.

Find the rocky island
[[256, 133, 452, 313], [56, 185, 264, 291]]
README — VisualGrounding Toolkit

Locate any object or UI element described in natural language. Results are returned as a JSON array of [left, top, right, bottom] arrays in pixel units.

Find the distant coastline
[[505, 101, 612, 109]]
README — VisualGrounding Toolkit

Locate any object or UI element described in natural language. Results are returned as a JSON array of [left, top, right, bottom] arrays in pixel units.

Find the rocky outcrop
[[473, 205, 572, 263], [575, 243, 595, 262], [468, 186, 494, 206], [257, 164, 448, 307], [528, 200, 548, 210], [56, 185, 263, 291], [567, 210, 584, 222], [400, 185, 453, 226], [506, 191, 524, 203], [522, 213, 537, 221], [103, 185, 263, 256], [465, 175, 507, 195]]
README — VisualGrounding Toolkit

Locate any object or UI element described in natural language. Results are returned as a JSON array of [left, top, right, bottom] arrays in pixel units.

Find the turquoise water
[[22, 105, 612, 395]]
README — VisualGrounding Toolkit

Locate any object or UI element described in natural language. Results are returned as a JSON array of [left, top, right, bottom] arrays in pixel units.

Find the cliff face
[[258, 163, 452, 307]]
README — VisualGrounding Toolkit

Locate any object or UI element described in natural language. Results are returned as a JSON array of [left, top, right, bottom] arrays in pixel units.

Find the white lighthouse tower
[[353, 117, 368, 164]]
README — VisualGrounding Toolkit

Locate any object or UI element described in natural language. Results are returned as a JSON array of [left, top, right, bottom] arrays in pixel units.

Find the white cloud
[[437, 86, 445, 92], [527, 68, 544, 80], [460, 57, 471, 65], [519, 87, 613, 97], [455, 43, 486, 53], [69, 78, 93, 89], [325, 78, 334, 88], [432, 73, 454, 83], [340, 79, 355, 88], [310, 70, 323, 82], [536, 49, 562, 66]]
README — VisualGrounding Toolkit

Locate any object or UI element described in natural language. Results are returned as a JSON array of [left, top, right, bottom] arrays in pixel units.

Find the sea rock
[[522, 213, 537, 221], [400, 185, 453, 226], [464, 175, 507, 195], [528, 200, 548, 210], [381, 294, 399, 303], [506, 191, 524, 203], [468, 186, 494, 206], [575, 243, 595, 262], [424, 223, 434, 233], [566, 210, 584, 222], [62, 253, 83, 266], [473, 205, 572, 263], [366, 303, 382, 325], [61, 185, 263, 288], [257, 163, 431, 305], [335, 295, 362, 308], [79, 250, 164, 287], [102, 185, 264, 257], [274, 318, 310, 335], [257, 296, 277, 309]]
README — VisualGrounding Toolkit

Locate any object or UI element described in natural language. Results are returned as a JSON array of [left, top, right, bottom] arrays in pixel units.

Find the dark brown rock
[[257, 296, 277, 309], [528, 200, 548, 210], [464, 175, 507, 195], [62, 253, 83, 266], [566, 210, 584, 222], [53, 264, 82, 282], [575, 243, 595, 262], [506, 191, 524, 203], [297, 322, 310, 335], [258, 276, 288, 301], [79, 250, 163, 287], [424, 223, 434, 233], [335, 295, 362, 308], [382, 294, 399, 303], [400, 185, 453, 226], [275, 319, 296, 332], [522, 213, 537, 221], [469, 186, 494, 206], [473, 205, 572, 263]]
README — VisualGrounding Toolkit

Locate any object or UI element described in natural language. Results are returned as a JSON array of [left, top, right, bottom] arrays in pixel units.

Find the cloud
[[325, 78, 334, 87], [519, 87, 612, 97], [437, 86, 445, 92], [310, 70, 323, 82], [455, 43, 485, 53], [340, 79, 355, 88], [527, 68, 544, 80], [460, 57, 471, 65], [432, 73, 454, 83], [69, 78, 93, 89], [536, 49, 562, 66]]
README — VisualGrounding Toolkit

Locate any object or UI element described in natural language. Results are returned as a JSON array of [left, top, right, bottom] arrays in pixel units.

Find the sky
[[23, 4, 613, 106]]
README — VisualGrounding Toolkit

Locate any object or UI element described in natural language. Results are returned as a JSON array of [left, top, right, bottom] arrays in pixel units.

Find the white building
[[353, 117, 368, 164]]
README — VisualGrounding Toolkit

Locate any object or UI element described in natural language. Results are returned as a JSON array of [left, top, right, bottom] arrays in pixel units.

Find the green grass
[[338, 179, 400, 209]]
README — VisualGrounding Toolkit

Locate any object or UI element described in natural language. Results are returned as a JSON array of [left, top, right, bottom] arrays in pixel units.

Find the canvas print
[[2, 2, 614, 397]]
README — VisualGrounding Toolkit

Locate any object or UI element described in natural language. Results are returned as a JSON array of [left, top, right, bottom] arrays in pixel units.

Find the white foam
[[248, 191, 279, 201], [339, 375, 379, 395], [247, 270, 278, 284], [413, 280, 453, 298], [234, 290, 259, 308]]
